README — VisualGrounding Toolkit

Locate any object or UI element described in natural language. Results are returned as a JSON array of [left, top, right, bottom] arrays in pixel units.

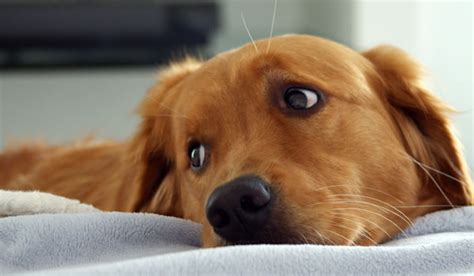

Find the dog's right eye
[[188, 143, 206, 171]]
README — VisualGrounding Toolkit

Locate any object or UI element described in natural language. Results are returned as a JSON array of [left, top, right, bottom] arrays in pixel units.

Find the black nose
[[205, 175, 272, 243]]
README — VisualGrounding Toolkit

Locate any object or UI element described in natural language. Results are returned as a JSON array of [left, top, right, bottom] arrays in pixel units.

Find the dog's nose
[[206, 175, 272, 243]]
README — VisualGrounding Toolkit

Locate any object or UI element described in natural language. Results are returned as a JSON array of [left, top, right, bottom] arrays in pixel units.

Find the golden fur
[[0, 35, 472, 247]]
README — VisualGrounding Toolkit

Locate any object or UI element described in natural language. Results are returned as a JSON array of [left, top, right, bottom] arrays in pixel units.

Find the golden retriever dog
[[0, 35, 472, 247]]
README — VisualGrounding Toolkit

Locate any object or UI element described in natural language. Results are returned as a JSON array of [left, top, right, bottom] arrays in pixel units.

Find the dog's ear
[[363, 45, 472, 206], [124, 58, 202, 214]]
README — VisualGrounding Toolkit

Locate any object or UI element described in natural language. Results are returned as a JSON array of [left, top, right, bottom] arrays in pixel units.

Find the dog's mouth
[[210, 213, 302, 245], [206, 175, 305, 245], [205, 175, 326, 245]]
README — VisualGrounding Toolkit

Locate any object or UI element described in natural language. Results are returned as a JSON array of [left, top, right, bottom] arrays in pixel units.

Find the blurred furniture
[[0, 0, 218, 68]]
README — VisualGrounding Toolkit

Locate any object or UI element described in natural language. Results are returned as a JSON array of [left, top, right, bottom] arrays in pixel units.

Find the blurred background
[[0, 0, 472, 171]]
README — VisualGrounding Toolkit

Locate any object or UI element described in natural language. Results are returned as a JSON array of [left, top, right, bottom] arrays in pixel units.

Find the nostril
[[240, 186, 271, 213], [208, 209, 230, 229], [240, 195, 264, 212], [240, 195, 257, 212]]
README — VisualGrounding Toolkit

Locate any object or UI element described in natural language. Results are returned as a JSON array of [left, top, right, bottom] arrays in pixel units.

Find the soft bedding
[[0, 197, 472, 274]]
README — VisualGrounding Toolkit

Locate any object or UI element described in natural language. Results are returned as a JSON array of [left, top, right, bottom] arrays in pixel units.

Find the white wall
[[0, 69, 155, 147], [417, 2, 473, 172], [209, 0, 355, 54], [210, 0, 309, 53], [352, 0, 473, 170]]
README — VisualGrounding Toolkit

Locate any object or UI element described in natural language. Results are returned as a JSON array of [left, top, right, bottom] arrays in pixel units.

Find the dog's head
[[127, 35, 472, 247]]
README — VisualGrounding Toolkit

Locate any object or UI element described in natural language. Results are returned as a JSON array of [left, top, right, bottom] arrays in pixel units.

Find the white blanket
[[0, 190, 473, 274]]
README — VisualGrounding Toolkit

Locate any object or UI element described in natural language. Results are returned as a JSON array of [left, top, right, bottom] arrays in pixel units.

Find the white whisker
[[325, 194, 413, 227], [144, 95, 190, 120], [320, 217, 377, 245], [331, 211, 392, 239], [307, 198, 413, 229], [397, 151, 464, 208], [314, 229, 330, 245], [241, 12, 259, 53], [330, 207, 408, 238], [266, 0, 278, 54], [395, 204, 459, 208], [342, 226, 376, 245], [306, 225, 335, 245], [324, 228, 355, 246], [416, 160, 465, 185], [409, 156, 455, 208], [309, 184, 404, 204], [149, 114, 190, 120], [145, 95, 173, 111], [297, 231, 311, 244]]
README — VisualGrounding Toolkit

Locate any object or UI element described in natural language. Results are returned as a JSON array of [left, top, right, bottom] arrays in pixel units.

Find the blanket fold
[[0, 207, 473, 274]]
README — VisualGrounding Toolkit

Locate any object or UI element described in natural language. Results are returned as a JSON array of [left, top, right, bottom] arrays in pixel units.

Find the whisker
[[241, 12, 259, 53], [408, 156, 455, 208], [325, 194, 413, 227], [297, 231, 310, 244], [144, 95, 190, 120], [320, 217, 377, 245], [330, 207, 408, 238], [400, 150, 466, 184], [314, 229, 330, 245], [324, 228, 355, 246], [145, 95, 177, 112], [307, 198, 413, 229], [309, 184, 404, 204], [397, 151, 464, 208], [145, 95, 170, 109], [415, 159, 466, 185], [266, 0, 278, 54], [319, 197, 459, 209], [330, 210, 392, 239], [157, 103, 178, 113], [148, 114, 190, 120], [395, 204, 459, 208], [305, 225, 335, 245], [342, 226, 376, 245]]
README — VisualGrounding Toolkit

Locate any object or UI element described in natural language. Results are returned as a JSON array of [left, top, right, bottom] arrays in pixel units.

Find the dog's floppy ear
[[124, 58, 202, 214], [363, 45, 473, 206]]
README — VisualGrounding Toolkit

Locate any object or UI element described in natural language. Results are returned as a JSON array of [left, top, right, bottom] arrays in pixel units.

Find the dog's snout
[[205, 175, 272, 243]]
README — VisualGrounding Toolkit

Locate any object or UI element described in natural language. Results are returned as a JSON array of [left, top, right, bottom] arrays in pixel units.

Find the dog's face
[[129, 35, 472, 247]]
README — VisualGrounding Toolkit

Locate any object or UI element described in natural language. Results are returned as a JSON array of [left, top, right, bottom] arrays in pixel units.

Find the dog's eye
[[188, 143, 206, 171], [284, 87, 320, 110]]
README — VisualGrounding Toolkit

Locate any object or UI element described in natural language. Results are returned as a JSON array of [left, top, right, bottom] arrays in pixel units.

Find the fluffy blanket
[[0, 190, 98, 217], [0, 190, 473, 274]]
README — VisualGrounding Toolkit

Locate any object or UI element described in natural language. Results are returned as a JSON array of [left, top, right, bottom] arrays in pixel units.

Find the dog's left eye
[[188, 143, 206, 171], [284, 87, 320, 110]]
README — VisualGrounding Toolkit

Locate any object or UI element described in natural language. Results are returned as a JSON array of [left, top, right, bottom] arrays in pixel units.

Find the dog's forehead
[[180, 34, 376, 107], [217, 34, 360, 65]]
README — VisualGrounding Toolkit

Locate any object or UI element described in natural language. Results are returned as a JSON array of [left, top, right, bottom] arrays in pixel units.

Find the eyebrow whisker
[[148, 113, 190, 120], [241, 12, 259, 53], [266, 0, 278, 54]]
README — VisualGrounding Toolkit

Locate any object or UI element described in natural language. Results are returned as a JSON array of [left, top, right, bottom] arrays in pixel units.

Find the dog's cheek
[[175, 181, 201, 221]]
